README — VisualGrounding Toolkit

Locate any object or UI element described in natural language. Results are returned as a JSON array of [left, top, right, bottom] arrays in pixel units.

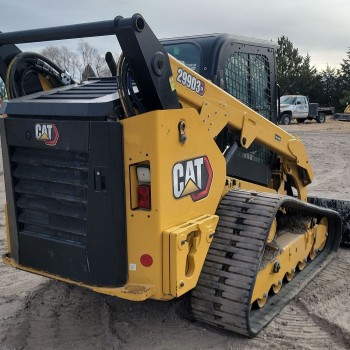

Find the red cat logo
[[35, 124, 59, 146], [172, 156, 213, 201]]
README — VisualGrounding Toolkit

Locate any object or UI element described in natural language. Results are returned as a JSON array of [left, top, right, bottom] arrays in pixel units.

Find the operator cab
[[162, 33, 279, 123], [162, 34, 279, 187]]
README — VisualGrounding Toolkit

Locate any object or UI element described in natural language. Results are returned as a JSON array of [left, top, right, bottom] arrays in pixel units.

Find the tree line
[[1, 36, 350, 113], [277, 36, 350, 112]]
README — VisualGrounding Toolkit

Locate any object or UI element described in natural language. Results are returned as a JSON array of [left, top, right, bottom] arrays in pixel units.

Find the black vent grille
[[12, 147, 89, 246], [36, 79, 118, 100], [2, 78, 119, 118]]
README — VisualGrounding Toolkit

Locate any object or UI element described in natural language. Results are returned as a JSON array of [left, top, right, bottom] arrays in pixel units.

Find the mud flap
[[309, 196, 350, 245]]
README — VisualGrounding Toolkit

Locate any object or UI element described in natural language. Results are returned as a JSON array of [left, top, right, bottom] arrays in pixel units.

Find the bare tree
[[41, 46, 81, 80], [41, 40, 112, 82], [93, 54, 110, 77], [77, 40, 111, 80], [77, 40, 97, 75]]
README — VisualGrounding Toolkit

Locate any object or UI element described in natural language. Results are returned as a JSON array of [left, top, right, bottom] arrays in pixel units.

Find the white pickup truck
[[278, 95, 334, 125]]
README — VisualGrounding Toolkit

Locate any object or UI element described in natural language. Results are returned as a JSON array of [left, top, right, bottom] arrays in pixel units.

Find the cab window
[[163, 43, 202, 73], [295, 96, 307, 105]]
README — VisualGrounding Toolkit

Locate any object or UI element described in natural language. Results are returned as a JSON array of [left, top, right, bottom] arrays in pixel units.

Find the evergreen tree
[[339, 48, 350, 91], [319, 65, 341, 109], [82, 64, 96, 81], [297, 54, 321, 101], [339, 48, 350, 110], [339, 90, 350, 107], [276, 36, 303, 94]]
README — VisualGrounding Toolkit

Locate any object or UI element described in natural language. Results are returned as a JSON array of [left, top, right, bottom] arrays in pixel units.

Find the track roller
[[285, 270, 295, 282], [272, 280, 282, 294], [297, 259, 307, 271]]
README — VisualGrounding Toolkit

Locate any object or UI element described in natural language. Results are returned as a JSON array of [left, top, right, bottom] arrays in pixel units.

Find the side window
[[163, 43, 201, 73], [224, 53, 271, 120], [295, 97, 305, 105]]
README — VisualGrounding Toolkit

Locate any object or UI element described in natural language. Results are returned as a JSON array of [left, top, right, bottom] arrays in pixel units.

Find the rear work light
[[137, 166, 151, 183], [136, 165, 151, 210]]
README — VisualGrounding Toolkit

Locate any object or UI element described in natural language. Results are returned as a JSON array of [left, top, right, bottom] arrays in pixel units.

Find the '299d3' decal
[[173, 156, 213, 201], [176, 67, 205, 96]]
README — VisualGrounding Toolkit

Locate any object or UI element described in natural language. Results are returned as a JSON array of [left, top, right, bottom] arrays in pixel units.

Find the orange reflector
[[138, 184, 151, 209], [140, 254, 153, 267]]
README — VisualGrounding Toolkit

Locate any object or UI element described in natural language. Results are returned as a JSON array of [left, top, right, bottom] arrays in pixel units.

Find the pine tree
[[339, 48, 350, 91], [339, 48, 350, 110], [319, 65, 341, 108], [297, 54, 320, 101], [276, 36, 303, 94]]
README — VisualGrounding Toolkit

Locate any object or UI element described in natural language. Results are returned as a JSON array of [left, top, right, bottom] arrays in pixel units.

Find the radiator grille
[[12, 147, 89, 246]]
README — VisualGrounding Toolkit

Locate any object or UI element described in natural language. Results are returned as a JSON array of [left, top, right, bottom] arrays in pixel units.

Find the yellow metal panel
[[252, 230, 313, 303], [163, 214, 218, 297], [251, 218, 329, 304], [120, 108, 226, 300], [169, 55, 314, 189], [224, 177, 276, 195]]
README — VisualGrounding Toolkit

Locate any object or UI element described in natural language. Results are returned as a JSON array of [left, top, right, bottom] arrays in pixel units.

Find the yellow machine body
[[0, 14, 342, 336], [3, 59, 315, 301]]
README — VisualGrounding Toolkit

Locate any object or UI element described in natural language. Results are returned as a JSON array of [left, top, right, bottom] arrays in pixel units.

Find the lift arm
[[169, 56, 314, 184]]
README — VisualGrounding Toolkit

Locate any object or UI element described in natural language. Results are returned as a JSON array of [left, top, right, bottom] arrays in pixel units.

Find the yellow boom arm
[[169, 56, 314, 200]]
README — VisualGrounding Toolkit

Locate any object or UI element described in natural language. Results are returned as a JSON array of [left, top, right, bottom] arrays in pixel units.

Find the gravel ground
[[0, 118, 350, 350]]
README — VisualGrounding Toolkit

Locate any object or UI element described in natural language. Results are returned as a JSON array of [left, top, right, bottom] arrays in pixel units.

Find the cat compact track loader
[[0, 14, 345, 336]]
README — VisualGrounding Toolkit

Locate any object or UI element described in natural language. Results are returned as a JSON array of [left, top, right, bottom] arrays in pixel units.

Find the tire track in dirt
[[255, 249, 350, 350], [299, 249, 350, 338], [282, 122, 350, 202], [1, 281, 123, 350], [2, 251, 350, 350]]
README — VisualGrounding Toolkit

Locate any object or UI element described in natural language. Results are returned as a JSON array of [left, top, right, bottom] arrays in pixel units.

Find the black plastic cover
[[1, 117, 127, 287]]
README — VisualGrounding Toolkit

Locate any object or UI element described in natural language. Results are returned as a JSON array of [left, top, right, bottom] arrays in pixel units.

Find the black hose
[[6, 52, 75, 98]]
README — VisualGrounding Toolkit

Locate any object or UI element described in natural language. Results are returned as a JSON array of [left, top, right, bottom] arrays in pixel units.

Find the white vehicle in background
[[278, 95, 334, 125]]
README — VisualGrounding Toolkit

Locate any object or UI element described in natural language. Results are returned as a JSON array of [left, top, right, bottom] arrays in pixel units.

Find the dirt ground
[[1, 118, 350, 350]]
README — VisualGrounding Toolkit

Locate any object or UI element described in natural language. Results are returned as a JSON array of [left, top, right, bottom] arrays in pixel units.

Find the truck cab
[[279, 94, 328, 124], [279, 95, 308, 124]]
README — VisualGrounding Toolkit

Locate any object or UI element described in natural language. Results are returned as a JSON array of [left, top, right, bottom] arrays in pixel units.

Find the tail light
[[138, 184, 151, 209], [136, 166, 151, 210]]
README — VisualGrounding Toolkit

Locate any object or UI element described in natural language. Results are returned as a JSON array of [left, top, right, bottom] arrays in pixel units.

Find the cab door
[[295, 96, 309, 118]]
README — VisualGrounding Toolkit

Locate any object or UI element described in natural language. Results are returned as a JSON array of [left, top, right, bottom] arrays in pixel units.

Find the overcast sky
[[1, 0, 349, 71]]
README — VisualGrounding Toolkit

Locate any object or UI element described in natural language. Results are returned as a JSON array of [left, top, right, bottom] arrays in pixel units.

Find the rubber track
[[191, 189, 342, 336]]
